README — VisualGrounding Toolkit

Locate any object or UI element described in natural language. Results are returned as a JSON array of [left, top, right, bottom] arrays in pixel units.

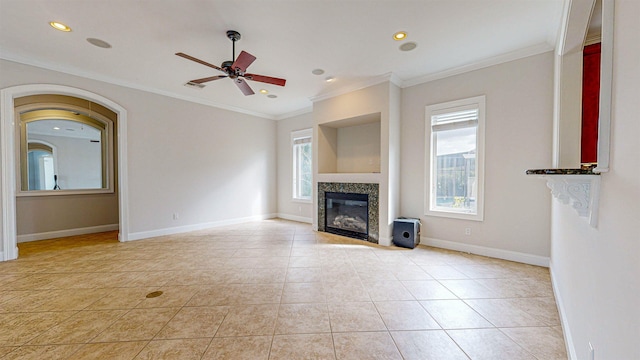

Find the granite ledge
[[526, 168, 600, 175]]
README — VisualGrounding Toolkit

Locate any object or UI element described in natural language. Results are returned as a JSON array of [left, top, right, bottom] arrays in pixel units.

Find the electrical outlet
[[464, 228, 471, 236], [173, 213, 179, 220]]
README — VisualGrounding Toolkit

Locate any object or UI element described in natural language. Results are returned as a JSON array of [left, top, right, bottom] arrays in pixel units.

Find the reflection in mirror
[[20, 109, 111, 192], [27, 141, 55, 190]]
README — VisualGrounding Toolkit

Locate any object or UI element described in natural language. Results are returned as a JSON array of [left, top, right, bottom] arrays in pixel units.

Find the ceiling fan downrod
[[226, 30, 241, 64]]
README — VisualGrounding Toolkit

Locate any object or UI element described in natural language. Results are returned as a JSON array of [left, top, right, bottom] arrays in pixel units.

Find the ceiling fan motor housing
[[221, 60, 234, 73]]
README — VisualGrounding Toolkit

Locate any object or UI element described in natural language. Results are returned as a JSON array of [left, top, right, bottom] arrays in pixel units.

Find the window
[[292, 128, 312, 201], [425, 95, 485, 221]]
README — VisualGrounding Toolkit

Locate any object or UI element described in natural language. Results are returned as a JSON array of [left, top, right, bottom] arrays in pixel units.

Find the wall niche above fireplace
[[312, 80, 401, 245], [317, 112, 381, 174]]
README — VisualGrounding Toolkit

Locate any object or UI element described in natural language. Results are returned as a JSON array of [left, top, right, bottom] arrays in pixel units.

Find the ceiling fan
[[176, 30, 286, 96]]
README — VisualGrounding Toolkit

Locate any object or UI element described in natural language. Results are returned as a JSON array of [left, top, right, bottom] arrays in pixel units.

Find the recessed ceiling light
[[267, 94, 278, 98], [393, 31, 407, 41], [325, 76, 335, 82], [87, 38, 112, 49], [53, 127, 60, 130], [259, 89, 268, 94], [312, 69, 325, 75], [50, 21, 71, 32], [399, 42, 418, 51]]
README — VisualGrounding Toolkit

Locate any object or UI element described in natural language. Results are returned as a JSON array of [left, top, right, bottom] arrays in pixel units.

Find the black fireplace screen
[[325, 192, 369, 239]]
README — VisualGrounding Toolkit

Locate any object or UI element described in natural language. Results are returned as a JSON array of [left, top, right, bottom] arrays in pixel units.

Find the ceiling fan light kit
[[176, 30, 286, 96]]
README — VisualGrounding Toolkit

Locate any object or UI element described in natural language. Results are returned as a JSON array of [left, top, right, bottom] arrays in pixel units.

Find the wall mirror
[[19, 108, 114, 195]]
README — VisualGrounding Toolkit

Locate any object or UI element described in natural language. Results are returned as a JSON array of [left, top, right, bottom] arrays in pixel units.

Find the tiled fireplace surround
[[317, 182, 379, 243]]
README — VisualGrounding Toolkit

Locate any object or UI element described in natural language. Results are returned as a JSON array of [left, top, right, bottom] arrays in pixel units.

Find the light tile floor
[[0, 219, 567, 359]]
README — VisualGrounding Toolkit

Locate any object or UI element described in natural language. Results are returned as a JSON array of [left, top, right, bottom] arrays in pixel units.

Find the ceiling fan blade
[[245, 74, 287, 87], [189, 75, 227, 84], [175, 52, 225, 72], [234, 78, 255, 96], [231, 51, 257, 73]]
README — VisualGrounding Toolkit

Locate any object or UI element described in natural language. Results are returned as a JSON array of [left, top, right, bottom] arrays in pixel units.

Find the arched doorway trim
[[1, 84, 129, 261]]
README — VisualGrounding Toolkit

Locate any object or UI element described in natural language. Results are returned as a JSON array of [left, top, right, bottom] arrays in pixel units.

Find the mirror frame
[[16, 104, 114, 196], [593, 0, 613, 173]]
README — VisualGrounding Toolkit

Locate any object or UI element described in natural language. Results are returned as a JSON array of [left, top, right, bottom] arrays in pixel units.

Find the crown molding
[[3, 41, 555, 120], [402, 42, 554, 88], [274, 106, 313, 121], [0, 53, 277, 120], [309, 72, 403, 103]]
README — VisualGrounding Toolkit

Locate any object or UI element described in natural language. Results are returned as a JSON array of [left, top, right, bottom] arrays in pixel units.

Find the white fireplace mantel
[[316, 172, 382, 184]]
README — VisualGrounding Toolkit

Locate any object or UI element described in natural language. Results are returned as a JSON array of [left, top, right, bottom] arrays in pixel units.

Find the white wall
[[1, 59, 278, 241], [401, 52, 554, 263], [276, 111, 314, 223], [551, 1, 640, 358]]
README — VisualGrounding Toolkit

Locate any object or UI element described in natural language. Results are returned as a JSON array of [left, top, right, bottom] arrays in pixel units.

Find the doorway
[[0, 84, 129, 261]]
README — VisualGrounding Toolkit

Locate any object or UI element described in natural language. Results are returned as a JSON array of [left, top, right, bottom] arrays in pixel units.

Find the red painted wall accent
[[581, 43, 601, 164]]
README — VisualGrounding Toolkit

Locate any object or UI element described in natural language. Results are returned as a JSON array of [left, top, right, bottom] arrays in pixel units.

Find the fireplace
[[317, 182, 379, 243], [325, 192, 368, 240]]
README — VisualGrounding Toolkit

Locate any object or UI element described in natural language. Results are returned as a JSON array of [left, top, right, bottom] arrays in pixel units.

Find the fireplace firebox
[[325, 192, 369, 240]]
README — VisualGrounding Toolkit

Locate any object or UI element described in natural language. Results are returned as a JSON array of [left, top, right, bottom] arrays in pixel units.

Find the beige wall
[[336, 122, 381, 173], [551, 1, 640, 358], [276, 112, 314, 223], [17, 195, 118, 237], [400, 51, 554, 260], [1, 59, 278, 241]]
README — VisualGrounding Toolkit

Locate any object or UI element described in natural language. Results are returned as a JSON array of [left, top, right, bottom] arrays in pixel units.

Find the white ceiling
[[0, 0, 565, 119]]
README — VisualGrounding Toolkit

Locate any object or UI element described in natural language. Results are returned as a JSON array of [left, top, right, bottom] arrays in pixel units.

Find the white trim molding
[[0, 84, 129, 261], [549, 263, 578, 360], [18, 224, 119, 243], [128, 213, 277, 241], [277, 214, 313, 224], [421, 237, 550, 267], [309, 73, 401, 103], [404, 43, 553, 88]]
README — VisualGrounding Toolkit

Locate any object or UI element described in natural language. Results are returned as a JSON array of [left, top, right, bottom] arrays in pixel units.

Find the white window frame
[[292, 128, 312, 202], [424, 95, 485, 221]]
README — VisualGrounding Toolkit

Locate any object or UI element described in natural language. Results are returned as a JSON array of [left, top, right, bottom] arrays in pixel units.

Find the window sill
[[526, 169, 601, 227], [17, 188, 115, 197], [425, 209, 483, 222], [292, 198, 312, 204]]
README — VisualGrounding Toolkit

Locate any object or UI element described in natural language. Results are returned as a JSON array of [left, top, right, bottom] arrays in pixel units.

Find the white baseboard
[[378, 236, 392, 246], [127, 213, 278, 241], [17, 224, 120, 243], [421, 237, 550, 267], [549, 262, 577, 360], [276, 213, 312, 224]]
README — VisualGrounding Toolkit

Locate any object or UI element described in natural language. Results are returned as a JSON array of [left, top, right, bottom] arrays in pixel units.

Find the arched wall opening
[[1, 84, 129, 261]]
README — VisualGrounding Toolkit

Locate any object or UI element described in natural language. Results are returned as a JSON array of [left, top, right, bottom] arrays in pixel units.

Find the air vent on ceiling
[[184, 81, 206, 89]]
